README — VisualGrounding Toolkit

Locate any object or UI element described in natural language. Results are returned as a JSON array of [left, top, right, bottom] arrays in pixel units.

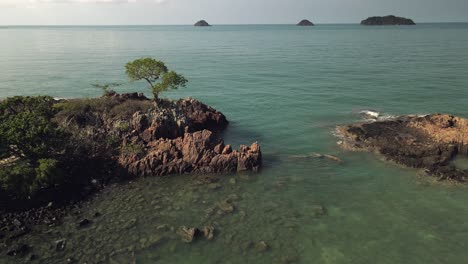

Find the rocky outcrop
[[361, 15, 416, 25], [337, 114, 468, 181], [119, 130, 261, 177], [194, 20, 211, 27], [297, 20, 314, 26], [58, 94, 261, 179]]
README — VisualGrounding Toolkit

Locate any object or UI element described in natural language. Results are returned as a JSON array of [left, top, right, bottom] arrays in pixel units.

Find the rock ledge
[[337, 114, 468, 181]]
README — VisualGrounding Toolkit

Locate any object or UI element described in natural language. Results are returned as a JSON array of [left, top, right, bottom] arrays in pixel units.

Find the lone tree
[[125, 58, 187, 101]]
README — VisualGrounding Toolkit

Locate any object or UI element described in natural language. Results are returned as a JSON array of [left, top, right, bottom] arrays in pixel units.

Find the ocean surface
[[1, 24, 468, 263]]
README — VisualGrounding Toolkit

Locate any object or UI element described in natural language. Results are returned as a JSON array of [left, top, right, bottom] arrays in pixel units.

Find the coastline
[[0, 92, 262, 260]]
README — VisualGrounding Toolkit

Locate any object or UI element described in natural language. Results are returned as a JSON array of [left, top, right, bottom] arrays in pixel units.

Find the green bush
[[54, 97, 120, 117], [0, 96, 62, 160], [0, 160, 36, 197], [35, 159, 64, 188]]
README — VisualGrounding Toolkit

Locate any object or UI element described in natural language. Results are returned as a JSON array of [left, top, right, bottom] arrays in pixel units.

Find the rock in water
[[202, 226, 215, 240], [194, 20, 211, 27], [255, 241, 269, 252], [55, 239, 67, 251], [336, 114, 468, 181], [176, 226, 198, 243], [361, 15, 416, 25], [297, 19, 314, 26]]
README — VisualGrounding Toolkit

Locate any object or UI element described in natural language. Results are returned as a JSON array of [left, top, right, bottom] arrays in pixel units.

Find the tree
[[0, 96, 62, 160], [125, 58, 187, 100]]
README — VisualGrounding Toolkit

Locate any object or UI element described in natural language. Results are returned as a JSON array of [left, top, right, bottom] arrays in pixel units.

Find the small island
[[361, 15, 416, 25], [194, 20, 211, 27], [337, 114, 468, 181], [0, 58, 261, 210], [297, 19, 314, 26]]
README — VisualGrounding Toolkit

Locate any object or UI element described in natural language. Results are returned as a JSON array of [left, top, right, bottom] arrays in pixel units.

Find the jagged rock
[[54, 95, 260, 179], [194, 20, 211, 27], [361, 15, 416, 25], [119, 130, 261, 177], [297, 19, 314, 26], [337, 114, 468, 181]]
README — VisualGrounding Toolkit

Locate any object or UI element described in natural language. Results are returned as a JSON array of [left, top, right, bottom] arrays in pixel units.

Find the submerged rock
[[176, 226, 198, 243], [217, 199, 235, 214], [361, 15, 416, 25], [77, 218, 92, 228], [194, 20, 211, 27], [255, 241, 269, 252], [6, 243, 30, 257], [176, 225, 215, 243], [202, 226, 215, 240], [337, 114, 468, 181], [55, 239, 67, 251], [297, 19, 314, 26]]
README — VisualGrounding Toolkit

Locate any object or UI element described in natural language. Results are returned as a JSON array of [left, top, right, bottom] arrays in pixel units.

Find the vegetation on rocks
[[0, 58, 262, 209]]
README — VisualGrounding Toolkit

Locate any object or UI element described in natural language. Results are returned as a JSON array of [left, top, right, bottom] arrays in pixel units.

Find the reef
[[337, 114, 468, 181]]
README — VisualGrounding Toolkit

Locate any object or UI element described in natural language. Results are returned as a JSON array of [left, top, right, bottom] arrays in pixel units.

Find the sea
[[1, 23, 468, 263]]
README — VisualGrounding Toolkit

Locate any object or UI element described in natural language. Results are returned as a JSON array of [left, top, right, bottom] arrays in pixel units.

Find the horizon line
[[2, 21, 468, 27]]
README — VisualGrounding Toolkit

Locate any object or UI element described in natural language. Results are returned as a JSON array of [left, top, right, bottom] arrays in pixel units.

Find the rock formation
[[336, 114, 468, 181], [57, 94, 261, 178], [194, 20, 211, 27], [361, 15, 416, 25], [297, 19, 314, 26]]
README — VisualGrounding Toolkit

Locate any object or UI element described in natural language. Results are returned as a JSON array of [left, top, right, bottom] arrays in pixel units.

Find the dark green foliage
[[35, 159, 64, 189], [0, 96, 62, 160], [0, 160, 35, 197], [125, 58, 187, 100], [0, 96, 69, 198]]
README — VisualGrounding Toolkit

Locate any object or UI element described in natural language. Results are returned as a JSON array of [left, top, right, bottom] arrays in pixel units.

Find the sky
[[0, 0, 467, 25]]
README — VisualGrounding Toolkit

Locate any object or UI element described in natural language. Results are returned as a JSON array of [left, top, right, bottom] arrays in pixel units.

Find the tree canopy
[[125, 58, 187, 100]]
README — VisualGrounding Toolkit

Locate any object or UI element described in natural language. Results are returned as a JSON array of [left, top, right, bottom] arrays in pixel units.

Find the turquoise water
[[2, 24, 468, 263]]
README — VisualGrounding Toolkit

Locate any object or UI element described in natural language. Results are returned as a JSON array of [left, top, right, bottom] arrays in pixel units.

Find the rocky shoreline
[[337, 114, 468, 181], [0, 93, 262, 261]]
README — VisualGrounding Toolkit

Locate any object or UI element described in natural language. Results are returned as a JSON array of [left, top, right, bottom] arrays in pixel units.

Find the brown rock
[[202, 226, 215, 240], [176, 226, 198, 243], [217, 199, 235, 214], [337, 114, 468, 181]]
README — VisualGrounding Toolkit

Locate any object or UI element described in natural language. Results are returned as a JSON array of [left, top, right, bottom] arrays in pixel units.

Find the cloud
[[0, 0, 168, 5]]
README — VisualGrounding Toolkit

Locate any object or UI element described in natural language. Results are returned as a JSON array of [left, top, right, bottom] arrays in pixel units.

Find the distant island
[[194, 20, 211, 27], [361, 15, 416, 25], [297, 19, 314, 26]]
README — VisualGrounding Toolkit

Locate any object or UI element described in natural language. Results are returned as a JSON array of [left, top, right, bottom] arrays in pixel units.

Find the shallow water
[[2, 24, 468, 263]]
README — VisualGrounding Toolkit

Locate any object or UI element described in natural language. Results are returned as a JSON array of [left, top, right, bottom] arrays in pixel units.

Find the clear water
[[2, 24, 468, 263]]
